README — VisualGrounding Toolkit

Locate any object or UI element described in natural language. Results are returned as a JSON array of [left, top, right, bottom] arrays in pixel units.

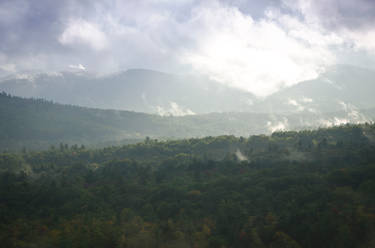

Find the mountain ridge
[[1, 64, 375, 116], [0, 69, 257, 115], [251, 64, 375, 114], [1, 92, 374, 151]]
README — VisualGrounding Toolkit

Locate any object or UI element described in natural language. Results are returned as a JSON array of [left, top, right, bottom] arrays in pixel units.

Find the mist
[[0, 0, 375, 147], [2, 1, 375, 247]]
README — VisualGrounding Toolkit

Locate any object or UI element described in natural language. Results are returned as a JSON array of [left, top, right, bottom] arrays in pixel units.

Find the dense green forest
[[1, 123, 375, 247]]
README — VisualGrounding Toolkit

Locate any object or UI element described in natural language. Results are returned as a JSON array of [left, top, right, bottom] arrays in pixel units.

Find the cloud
[[235, 149, 248, 161], [179, 3, 338, 96], [59, 19, 108, 51], [282, 0, 375, 54], [287, 99, 305, 111], [301, 97, 313, 103], [0, 53, 16, 73], [69, 64, 86, 71], [282, 0, 375, 30], [0, 0, 29, 26], [318, 100, 373, 127], [156, 102, 195, 116], [267, 118, 289, 132], [0, 0, 374, 96], [338, 101, 371, 123], [343, 29, 375, 53]]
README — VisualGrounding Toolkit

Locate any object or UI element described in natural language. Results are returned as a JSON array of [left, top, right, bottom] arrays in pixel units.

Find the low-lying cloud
[[156, 102, 195, 117]]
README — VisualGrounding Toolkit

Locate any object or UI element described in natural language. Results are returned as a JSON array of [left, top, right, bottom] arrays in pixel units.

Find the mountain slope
[[2, 65, 375, 116], [253, 65, 375, 114], [1, 92, 375, 151], [0, 92, 267, 150], [0, 69, 256, 114]]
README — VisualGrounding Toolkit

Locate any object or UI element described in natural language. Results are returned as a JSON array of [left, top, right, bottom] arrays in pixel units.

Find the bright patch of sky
[[0, 0, 375, 96]]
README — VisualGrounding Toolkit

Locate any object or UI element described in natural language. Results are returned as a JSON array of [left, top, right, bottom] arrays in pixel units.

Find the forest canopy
[[1, 123, 375, 247]]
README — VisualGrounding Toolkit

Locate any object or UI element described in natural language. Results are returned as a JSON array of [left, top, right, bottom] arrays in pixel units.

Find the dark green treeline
[[1, 123, 375, 247]]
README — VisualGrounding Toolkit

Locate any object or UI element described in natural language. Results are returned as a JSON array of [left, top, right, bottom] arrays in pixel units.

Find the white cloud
[[59, 19, 108, 51], [282, 0, 375, 54], [267, 8, 343, 47], [338, 101, 371, 123], [267, 118, 288, 132], [54, 1, 340, 96], [156, 102, 195, 116], [0, 63, 16, 73], [343, 29, 375, 53], [14, 74, 34, 81], [179, 3, 336, 96], [287, 98, 304, 111], [2, 0, 375, 94], [69, 64, 86, 70], [301, 97, 313, 103], [317, 101, 373, 127], [0, 53, 16, 73], [235, 149, 248, 161]]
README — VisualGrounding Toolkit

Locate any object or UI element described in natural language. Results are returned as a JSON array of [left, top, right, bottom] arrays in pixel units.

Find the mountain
[[2, 65, 375, 152], [253, 65, 375, 114], [0, 69, 256, 115], [0, 93, 281, 150], [1, 93, 375, 151], [0, 92, 262, 150], [1, 65, 375, 116]]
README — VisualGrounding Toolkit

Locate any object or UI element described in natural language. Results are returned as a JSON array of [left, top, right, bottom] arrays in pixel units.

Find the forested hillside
[[1, 123, 375, 247], [0, 92, 271, 150], [2, 92, 375, 151], [2, 1, 375, 248]]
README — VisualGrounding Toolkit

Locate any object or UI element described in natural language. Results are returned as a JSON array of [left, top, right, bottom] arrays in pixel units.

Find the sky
[[0, 0, 375, 96]]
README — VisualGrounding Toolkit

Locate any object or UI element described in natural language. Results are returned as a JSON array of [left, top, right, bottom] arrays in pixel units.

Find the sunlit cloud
[[0, 0, 375, 96], [69, 64, 86, 71], [59, 19, 108, 51], [180, 3, 337, 96]]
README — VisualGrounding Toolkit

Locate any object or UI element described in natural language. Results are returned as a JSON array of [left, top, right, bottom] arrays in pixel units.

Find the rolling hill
[[1, 92, 375, 151]]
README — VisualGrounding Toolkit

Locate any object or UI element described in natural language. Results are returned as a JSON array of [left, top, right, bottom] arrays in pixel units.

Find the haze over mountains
[[1, 64, 375, 118], [253, 65, 375, 115], [3, 1, 375, 246], [2, 92, 375, 151], [1, 64, 375, 151], [0, 69, 257, 115]]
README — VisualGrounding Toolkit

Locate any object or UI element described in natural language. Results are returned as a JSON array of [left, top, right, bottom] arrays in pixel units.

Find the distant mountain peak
[[1, 65, 374, 115], [0, 68, 256, 114]]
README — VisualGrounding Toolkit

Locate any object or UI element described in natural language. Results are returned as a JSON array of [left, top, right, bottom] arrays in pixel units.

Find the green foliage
[[1, 123, 375, 247]]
